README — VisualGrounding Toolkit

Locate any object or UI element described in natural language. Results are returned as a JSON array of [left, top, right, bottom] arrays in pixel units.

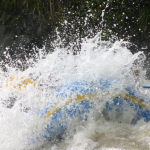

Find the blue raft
[[29, 78, 150, 142]]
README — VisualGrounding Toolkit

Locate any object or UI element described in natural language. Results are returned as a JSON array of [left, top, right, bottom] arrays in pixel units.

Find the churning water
[[0, 32, 150, 150]]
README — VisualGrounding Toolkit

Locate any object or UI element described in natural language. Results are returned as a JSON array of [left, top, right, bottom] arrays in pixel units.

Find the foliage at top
[[0, 0, 150, 52]]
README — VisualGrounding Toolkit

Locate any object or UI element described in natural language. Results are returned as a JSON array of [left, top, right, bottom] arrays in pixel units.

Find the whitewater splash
[[0, 33, 150, 150]]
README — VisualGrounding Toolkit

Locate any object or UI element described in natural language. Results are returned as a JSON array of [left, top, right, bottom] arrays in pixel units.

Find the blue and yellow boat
[[28, 78, 150, 142]]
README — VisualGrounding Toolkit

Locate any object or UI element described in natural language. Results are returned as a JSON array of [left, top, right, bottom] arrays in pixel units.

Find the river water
[[0, 32, 150, 150]]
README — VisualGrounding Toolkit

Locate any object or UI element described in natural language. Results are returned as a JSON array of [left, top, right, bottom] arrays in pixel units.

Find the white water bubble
[[0, 31, 150, 149]]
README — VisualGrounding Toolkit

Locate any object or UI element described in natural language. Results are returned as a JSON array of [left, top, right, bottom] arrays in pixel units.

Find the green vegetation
[[0, 0, 62, 25], [0, 0, 149, 30], [0, 0, 150, 52]]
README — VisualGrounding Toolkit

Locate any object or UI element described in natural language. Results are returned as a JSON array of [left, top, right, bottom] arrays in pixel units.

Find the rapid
[[0, 31, 150, 150]]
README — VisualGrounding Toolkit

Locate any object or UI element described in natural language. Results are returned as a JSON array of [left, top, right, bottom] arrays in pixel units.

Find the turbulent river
[[0, 32, 150, 150]]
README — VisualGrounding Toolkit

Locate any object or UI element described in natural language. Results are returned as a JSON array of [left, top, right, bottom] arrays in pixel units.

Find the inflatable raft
[[28, 78, 150, 142]]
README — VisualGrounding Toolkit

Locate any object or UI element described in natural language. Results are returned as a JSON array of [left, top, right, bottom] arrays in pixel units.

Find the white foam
[[0, 32, 150, 149]]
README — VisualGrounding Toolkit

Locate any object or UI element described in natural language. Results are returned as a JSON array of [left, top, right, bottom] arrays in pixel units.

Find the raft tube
[[29, 78, 150, 142]]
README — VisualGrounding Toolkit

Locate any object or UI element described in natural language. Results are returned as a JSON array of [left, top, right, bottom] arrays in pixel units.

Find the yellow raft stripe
[[42, 92, 101, 118], [43, 92, 150, 119], [123, 94, 150, 109], [6, 77, 38, 90]]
